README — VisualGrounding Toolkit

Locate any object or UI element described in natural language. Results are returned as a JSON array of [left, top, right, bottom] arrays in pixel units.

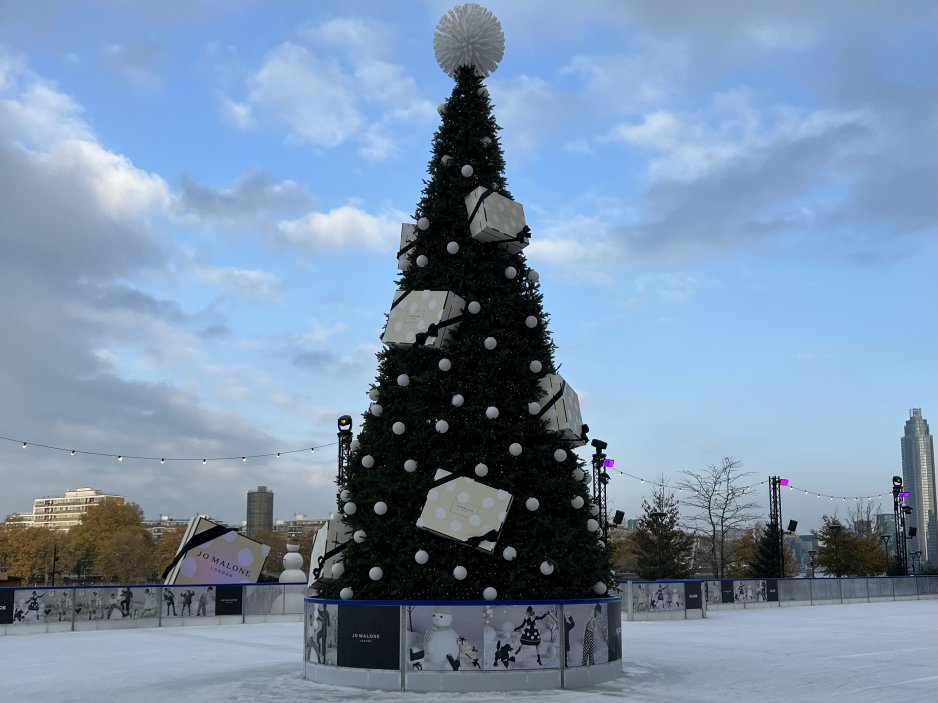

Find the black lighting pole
[[336, 415, 353, 496], [829, 523, 843, 578], [768, 476, 785, 577], [892, 475, 909, 575], [808, 550, 816, 579], [590, 439, 609, 543], [650, 510, 666, 580], [879, 534, 890, 573]]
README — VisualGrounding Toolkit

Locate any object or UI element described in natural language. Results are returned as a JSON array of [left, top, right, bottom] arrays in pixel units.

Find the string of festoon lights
[[0, 435, 336, 464], [605, 467, 891, 503]]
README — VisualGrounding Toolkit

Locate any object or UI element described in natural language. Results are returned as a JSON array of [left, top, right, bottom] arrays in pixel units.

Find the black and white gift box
[[397, 223, 416, 272], [416, 470, 513, 553], [536, 373, 587, 447], [307, 516, 352, 585], [381, 289, 466, 348], [465, 187, 529, 254]]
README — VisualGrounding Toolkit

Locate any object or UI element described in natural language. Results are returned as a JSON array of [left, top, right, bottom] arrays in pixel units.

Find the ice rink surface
[[3, 600, 936, 702]]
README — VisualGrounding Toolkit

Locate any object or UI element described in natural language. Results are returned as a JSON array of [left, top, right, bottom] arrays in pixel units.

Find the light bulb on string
[[202, 459, 207, 465], [160, 458, 165, 464], [70, 450, 75, 456], [117, 456, 123, 462], [21, 442, 26, 448]]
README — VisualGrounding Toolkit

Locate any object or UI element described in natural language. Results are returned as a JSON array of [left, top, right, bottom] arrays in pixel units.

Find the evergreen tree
[[318, 64, 613, 600], [629, 488, 694, 581], [749, 522, 783, 578]]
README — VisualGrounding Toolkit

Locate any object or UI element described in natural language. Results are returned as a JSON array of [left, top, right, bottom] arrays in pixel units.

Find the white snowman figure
[[424, 606, 460, 668]]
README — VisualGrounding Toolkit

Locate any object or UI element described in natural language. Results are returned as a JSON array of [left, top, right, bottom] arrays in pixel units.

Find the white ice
[[2, 600, 936, 702]]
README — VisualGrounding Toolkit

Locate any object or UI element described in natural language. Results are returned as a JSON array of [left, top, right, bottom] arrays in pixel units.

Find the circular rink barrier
[[303, 597, 622, 691]]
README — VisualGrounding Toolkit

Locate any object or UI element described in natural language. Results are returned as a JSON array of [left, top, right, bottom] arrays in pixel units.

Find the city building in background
[[30, 487, 126, 531], [274, 514, 326, 542], [246, 485, 274, 538], [142, 514, 193, 540], [901, 408, 937, 567]]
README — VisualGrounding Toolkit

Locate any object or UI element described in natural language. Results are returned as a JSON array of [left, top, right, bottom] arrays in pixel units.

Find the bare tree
[[847, 499, 882, 539], [676, 457, 761, 578]]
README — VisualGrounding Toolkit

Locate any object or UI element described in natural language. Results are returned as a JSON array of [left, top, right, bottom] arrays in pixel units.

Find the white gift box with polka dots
[[464, 186, 529, 253], [381, 289, 466, 348], [416, 469, 513, 553]]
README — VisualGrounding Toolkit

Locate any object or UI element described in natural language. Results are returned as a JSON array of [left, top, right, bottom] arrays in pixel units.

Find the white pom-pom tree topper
[[433, 3, 505, 77]]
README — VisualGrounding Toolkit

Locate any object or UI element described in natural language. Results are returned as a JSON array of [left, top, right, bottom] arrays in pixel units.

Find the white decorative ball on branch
[[539, 560, 554, 576], [446, 241, 459, 254], [340, 587, 354, 600], [525, 497, 540, 511], [340, 489, 350, 501], [416, 254, 429, 267], [370, 403, 383, 417], [452, 393, 465, 407], [553, 448, 567, 462], [414, 549, 430, 565], [331, 561, 345, 578], [343, 502, 357, 516], [528, 401, 541, 415], [571, 496, 585, 509], [586, 518, 599, 533], [404, 459, 417, 472], [504, 266, 517, 279], [481, 136, 491, 145], [478, 87, 489, 98], [572, 468, 584, 482], [474, 462, 488, 477], [368, 388, 379, 401], [374, 501, 388, 515], [528, 270, 539, 282], [589, 504, 600, 516], [529, 360, 543, 373], [441, 154, 452, 164], [461, 164, 474, 177], [397, 374, 410, 387], [483, 586, 497, 601], [433, 3, 505, 77], [453, 565, 468, 580], [417, 217, 430, 230], [435, 419, 450, 433], [484, 336, 497, 350], [525, 315, 538, 328], [508, 442, 522, 456], [349, 439, 360, 453], [392, 421, 406, 435], [438, 358, 452, 371], [593, 581, 608, 595], [369, 567, 384, 581], [467, 300, 481, 314], [485, 406, 499, 419], [361, 455, 374, 468], [437, 102, 447, 115], [502, 546, 517, 561], [353, 530, 367, 543]]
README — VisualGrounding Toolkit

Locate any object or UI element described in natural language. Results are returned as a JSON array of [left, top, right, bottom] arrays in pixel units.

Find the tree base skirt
[[303, 596, 623, 691]]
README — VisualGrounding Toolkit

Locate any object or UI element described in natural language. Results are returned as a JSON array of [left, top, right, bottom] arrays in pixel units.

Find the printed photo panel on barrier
[[632, 582, 685, 613], [732, 580, 768, 603], [606, 600, 622, 662], [407, 604, 484, 672], [564, 602, 610, 668], [306, 601, 338, 665], [482, 603, 560, 671]]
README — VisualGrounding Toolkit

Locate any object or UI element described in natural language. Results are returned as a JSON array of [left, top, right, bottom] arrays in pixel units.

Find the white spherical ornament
[[446, 241, 459, 254], [369, 566, 384, 581], [370, 403, 383, 416], [461, 164, 474, 177], [437, 102, 447, 115], [485, 406, 499, 419], [415, 254, 429, 268], [397, 374, 410, 387], [597, 540, 606, 548], [353, 530, 367, 543], [435, 419, 449, 433], [374, 501, 388, 515], [539, 561, 554, 576], [392, 421, 406, 435], [525, 315, 538, 328], [594, 581, 608, 595], [478, 87, 489, 98], [528, 402, 541, 415], [572, 468, 584, 482], [483, 586, 497, 601], [586, 518, 599, 533], [484, 336, 497, 350], [571, 496, 585, 509], [528, 270, 540, 282], [331, 561, 345, 578], [525, 497, 540, 511], [433, 3, 505, 77], [467, 301, 481, 314], [368, 388, 379, 401], [417, 216, 430, 230], [474, 463, 489, 477], [590, 505, 600, 516], [509, 442, 523, 456], [438, 358, 452, 372], [502, 546, 517, 561], [404, 459, 417, 472], [529, 360, 543, 373], [481, 135, 492, 145], [361, 454, 375, 468], [339, 587, 354, 600], [441, 154, 452, 164], [415, 549, 429, 565], [343, 502, 357, 516], [349, 439, 361, 453], [453, 565, 468, 581], [451, 394, 465, 407], [340, 489, 350, 501], [553, 448, 567, 462], [504, 266, 517, 279]]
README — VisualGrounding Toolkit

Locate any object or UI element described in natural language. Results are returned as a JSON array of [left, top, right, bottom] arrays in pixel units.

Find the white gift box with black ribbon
[[397, 223, 416, 272], [536, 373, 587, 447], [416, 469, 513, 553], [307, 516, 352, 586], [381, 289, 466, 348], [464, 186, 529, 253]]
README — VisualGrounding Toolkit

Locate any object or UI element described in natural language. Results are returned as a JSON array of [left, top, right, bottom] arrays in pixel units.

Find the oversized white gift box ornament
[[307, 515, 352, 585], [464, 186, 529, 253], [416, 469, 513, 553], [381, 289, 466, 348], [536, 373, 587, 447], [163, 516, 271, 586], [397, 223, 417, 272]]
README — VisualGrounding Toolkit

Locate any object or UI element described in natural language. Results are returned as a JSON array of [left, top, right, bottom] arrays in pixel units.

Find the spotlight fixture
[[337, 415, 353, 436], [590, 438, 608, 451]]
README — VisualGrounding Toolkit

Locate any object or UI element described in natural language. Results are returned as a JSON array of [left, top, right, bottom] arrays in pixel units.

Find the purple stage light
[[779, 478, 789, 486], [898, 491, 910, 499], [603, 459, 615, 468]]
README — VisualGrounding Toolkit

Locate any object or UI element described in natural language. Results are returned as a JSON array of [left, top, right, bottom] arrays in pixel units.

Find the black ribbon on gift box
[[414, 313, 466, 346], [466, 187, 496, 225], [536, 378, 566, 419], [161, 524, 235, 580], [396, 239, 416, 263], [311, 541, 349, 581], [390, 289, 412, 311], [466, 529, 501, 548]]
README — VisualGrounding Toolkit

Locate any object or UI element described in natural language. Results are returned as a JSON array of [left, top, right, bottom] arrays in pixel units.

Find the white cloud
[[197, 266, 283, 300], [275, 204, 400, 252], [216, 92, 254, 129]]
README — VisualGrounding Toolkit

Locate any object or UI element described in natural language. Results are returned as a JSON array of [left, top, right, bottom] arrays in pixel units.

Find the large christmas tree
[[317, 4, 613, 601]]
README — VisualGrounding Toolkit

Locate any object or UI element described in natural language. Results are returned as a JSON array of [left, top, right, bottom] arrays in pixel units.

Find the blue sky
[[0, 0, 934, 534]]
